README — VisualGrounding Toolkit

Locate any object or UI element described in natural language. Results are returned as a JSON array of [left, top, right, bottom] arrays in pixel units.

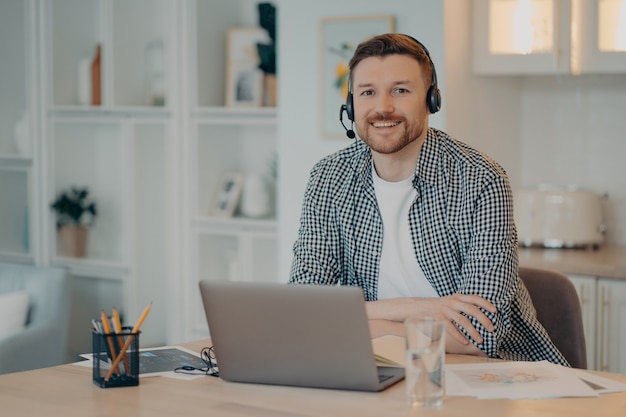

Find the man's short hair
[[348, 33, 432, 87]]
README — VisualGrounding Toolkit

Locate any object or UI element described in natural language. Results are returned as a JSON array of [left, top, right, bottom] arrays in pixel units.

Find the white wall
[[519, 75, 626, 244], [277, 0, 445, 281], [443, 0, 522, 184]]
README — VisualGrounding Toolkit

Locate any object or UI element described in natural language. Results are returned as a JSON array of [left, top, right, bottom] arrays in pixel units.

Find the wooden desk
[[2, 339, 625, 417]]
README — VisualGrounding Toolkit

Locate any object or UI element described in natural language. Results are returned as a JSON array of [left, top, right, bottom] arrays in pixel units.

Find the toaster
[[514, 185, 607, 249]]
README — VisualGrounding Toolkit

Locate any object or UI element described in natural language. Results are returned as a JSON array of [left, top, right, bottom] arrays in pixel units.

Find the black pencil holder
[[92, 327, 140, 388]]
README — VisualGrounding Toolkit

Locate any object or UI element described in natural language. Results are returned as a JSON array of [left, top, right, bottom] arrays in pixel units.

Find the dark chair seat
[[519, 267, 587, 369]]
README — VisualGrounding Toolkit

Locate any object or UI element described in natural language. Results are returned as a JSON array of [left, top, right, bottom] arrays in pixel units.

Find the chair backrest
[[518, 267, 587, 369]]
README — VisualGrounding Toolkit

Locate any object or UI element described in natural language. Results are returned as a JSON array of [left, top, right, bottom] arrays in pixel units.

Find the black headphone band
[[403, 35, 438, 93]]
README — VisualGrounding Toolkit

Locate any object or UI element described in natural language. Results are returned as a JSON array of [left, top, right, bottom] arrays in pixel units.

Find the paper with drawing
[[445, 361, 625, 399]]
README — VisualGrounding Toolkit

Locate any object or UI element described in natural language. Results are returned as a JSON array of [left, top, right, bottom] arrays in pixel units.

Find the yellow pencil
[[112, 307, 130, 375], [104, 302, 152, 382], [100, 310, 121, 376]]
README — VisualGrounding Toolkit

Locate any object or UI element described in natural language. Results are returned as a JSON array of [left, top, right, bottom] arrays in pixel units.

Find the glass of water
[[404, 316, 445, 407]]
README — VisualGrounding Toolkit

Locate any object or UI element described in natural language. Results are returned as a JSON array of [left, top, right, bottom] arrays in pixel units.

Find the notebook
[[198, 280, 404, 392]]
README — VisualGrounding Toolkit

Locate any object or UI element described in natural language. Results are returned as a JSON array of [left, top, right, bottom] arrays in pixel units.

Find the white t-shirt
[[372, 164, 438, 300]]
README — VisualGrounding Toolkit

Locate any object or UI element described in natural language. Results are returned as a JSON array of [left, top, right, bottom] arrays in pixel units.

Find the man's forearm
[[368, 319, 404, 339], [368, 318, 488, 357]]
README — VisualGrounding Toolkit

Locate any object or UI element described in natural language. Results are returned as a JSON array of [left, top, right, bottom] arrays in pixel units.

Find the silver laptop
[[198, 281, 404, 392]]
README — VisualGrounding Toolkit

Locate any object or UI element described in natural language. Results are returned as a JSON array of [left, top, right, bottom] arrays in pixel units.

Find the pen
[[100, 310, 121, 376], [103, 302, 152, 382], [112, 307, 130, 374]]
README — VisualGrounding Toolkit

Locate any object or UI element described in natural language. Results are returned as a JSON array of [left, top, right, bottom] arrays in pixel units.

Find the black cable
[[174, 346, 219, 377]]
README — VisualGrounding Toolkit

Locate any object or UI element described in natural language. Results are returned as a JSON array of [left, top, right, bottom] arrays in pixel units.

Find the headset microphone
[[339, 104, 356, 139]]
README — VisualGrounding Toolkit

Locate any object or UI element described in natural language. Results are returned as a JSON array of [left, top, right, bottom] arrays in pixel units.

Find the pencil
[[103, 302, 152, 382], [100, 310, 121, 376], [112, 307, 130, 375]]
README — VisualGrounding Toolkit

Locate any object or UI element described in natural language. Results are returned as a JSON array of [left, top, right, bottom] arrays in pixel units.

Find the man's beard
[[358, 116, 424, 155]]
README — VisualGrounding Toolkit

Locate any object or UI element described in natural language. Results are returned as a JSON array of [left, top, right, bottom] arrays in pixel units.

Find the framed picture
[[319, 15, 395, 138], [225, 27, 270, 107], [210, 172, 244, 218]]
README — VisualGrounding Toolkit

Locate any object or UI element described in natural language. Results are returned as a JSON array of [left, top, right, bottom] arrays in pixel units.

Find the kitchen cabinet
[[473, 0, 626, 75], [566, 274, 626, 372], [572, 0, 626, 73], [597, 278, 626, 373], [473, 0, 571, 74], [567, 275, 597, 369]]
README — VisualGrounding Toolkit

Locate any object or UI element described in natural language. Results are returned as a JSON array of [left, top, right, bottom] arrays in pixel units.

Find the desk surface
[[2, 339, 626, 417]]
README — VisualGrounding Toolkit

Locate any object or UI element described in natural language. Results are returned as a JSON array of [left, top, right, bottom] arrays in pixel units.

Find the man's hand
[[366, 294, 496, 346]]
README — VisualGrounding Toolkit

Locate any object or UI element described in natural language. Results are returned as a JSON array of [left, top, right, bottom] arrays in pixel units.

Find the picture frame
[[225, 27, 270, 107], [319, 15, 395, 138], [210, 172, 244, 218]]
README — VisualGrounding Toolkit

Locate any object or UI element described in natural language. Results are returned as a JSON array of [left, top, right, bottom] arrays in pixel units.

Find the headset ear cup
[[427, 85, 441, 114], [345, 92, 354, 121]]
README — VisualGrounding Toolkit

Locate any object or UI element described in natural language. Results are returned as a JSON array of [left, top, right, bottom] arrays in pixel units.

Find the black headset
[[340, 34, 441, 139]]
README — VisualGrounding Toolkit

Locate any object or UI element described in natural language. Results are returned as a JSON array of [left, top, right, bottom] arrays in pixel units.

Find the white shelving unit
[[1, 0, 278, 352], [181, 0, 279, 342], [39, 0, 178, 355], [0, 0, 38, 265]]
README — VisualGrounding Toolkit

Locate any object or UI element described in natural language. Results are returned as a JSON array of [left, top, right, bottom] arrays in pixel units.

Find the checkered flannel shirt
[[290, 127, 568, 366]]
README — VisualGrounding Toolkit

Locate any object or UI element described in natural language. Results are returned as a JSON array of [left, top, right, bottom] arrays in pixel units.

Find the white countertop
[[518, 245, 626, 279]]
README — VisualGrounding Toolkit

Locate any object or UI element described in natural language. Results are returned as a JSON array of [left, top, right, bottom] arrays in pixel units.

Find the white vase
[[240, 174, 271, 218], [13, 111, 30, 156]]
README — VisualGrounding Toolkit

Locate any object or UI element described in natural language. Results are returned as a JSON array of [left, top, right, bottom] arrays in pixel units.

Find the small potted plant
[[50, 187, 97, 258]]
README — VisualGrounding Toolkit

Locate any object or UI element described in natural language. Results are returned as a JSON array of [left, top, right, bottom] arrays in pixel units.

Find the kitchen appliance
[[514, 185, 606, 249]]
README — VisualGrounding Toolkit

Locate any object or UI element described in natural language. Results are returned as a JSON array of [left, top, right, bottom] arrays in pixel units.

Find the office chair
[[518, 267, 587, 369]]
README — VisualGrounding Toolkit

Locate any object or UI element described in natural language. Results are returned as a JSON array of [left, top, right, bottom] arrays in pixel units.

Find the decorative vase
[[59, 225, 88, 258], [240, 174, 272, 218], [13, 111, 30, 156], [91, 44, 102, 106]]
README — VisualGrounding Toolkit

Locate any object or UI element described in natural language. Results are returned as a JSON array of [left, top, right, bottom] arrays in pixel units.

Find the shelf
[[51, 257, 130, 280], [0, 251, 33, 265], [49, 106, 172, 120], [192, 107, 277, 125], [192, 216, 277, 234], [0, 155, 32, 168]]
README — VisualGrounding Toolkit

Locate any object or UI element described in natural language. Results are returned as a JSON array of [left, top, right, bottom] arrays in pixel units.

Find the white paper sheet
[[445, 361, 602, 399]]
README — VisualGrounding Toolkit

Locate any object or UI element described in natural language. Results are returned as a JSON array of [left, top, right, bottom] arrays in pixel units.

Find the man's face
[[351, 54, 430, 155]]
